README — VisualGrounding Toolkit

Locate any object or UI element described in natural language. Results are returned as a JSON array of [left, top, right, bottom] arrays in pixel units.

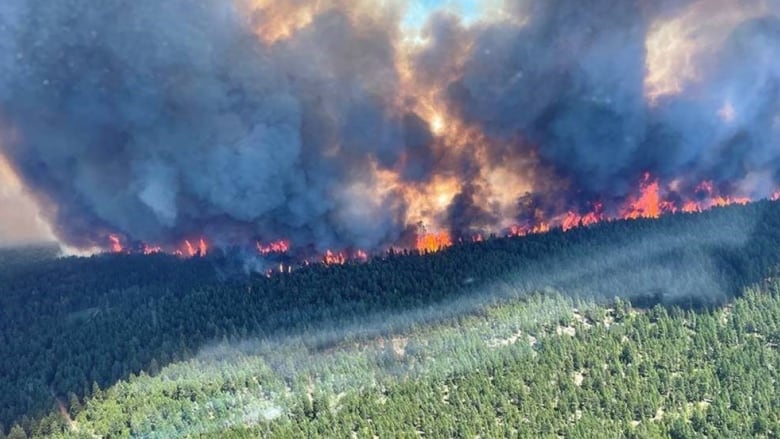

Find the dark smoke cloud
[[0, 0, 779, 252], [447, 183, 498, 240], [661, 16, 780, 182], [0, 0, 415, 251], [434, 0, 780, 201]]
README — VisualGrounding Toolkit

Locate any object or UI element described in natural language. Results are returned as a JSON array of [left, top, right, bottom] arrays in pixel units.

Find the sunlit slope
[[43, 285, 780, 438], [3, 200, 780, 437]]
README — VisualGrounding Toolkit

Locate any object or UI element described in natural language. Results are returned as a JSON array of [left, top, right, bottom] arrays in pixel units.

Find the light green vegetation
[[45, 285, 780, 438]]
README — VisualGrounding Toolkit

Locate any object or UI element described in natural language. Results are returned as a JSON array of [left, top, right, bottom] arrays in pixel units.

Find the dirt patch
[[572, 309, 594, 328], [486, 330, 524, 348], [391, 337, 408, 357], [653, 407, 665, 421], [556, 325, 576, 337]]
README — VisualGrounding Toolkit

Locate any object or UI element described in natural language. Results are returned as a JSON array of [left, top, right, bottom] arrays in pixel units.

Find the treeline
[[1, 201, 780, 436]]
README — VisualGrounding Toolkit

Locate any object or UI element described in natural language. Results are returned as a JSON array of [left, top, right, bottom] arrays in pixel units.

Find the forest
[[2, 200, 780, 438]]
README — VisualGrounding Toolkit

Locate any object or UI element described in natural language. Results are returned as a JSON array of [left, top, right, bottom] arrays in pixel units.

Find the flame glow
[[324, 250, 347, 265], [174, 238, 208, 258], [142, 244, 162, 255], [622, 173, 664, 219], [416, 231, 453, 253], [108, 234, 124, 253], [4, 0, 780, 267], [257, 240, 291, 255]]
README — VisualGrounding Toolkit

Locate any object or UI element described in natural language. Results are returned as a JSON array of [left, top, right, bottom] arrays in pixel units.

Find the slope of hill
[[3, 201, 780, 438], [54, 285, 780, 438]]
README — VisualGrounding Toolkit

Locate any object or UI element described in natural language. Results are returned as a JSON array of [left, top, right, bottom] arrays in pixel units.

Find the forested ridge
[[3, 201, 780, 437]]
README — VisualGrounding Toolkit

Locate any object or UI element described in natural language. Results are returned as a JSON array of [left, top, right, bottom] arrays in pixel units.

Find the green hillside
[[3, 201, 780, 438]]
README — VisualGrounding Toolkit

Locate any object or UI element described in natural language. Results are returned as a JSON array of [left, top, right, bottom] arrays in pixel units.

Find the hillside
[[3, 201, 780, 437]]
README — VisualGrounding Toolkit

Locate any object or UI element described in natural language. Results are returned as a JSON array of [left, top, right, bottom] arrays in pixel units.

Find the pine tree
[[6, 425, 25, 439]]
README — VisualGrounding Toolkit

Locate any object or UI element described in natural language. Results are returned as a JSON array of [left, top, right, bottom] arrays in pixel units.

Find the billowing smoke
[[423, 0, 780, 200], [0, 0, 778, 255], [0, 0, 412, 252]]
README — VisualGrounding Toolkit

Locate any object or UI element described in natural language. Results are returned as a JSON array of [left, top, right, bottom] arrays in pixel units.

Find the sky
[[402, 0, 481, 29]]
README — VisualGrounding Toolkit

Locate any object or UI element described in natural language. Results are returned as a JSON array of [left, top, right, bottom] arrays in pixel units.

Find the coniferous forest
[[3, 201, 780, 438]]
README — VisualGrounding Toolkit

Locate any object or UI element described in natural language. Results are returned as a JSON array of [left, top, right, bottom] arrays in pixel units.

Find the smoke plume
[[0, 0, 778, 255]]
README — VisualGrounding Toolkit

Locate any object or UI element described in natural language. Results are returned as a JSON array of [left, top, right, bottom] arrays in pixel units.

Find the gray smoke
[[0, 0, 414, 251], [0, 0, 779, 252], [427, 0, 780, 201]]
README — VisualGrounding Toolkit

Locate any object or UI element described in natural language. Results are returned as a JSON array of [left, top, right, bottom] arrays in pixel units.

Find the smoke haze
[[0, 154, 53, 245], [0, 0, 778, 253]]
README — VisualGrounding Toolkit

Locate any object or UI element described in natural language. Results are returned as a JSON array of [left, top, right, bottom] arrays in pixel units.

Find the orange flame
[[108, 234, 124, 253], [324, 250, 347, 265], [257, 240, 291, 255], [682, 200, 700, 213], [142, 244, 162, 255], [415, 231, 452, 253], [101, 170, 776, 266], [179, 238, 208, 258], [500, 172, 762, 240], [561, 203, 604, 232], [622, 173, 663, 219], [509, 223, 551, 237], [354, 249, 369, 262]]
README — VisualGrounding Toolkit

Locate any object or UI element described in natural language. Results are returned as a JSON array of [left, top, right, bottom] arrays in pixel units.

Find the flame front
[[257, 240, 291, 255], [108, 234, 124, 253], [2, 0, 780, 263], [324, 250, 347, 265], [171, 238, 209, 258], [416, 231, 452, 253]]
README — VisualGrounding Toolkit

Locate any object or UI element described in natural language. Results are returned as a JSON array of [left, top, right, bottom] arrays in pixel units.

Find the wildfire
[[509, 223, 551, 237], [99, 174, 773, 267], [618, 175, 753, 220], [682, 201, 700, 213], [142, 244, 162, 255], [324, 250, 347, 265], [501, 172, 763, 240], [416, 231, 452, 253], [212, 0, 775, 262], [622, 173, 664, 219], [257, 240, 291, 255], [108, 234, 124, 253], [18, 0, 780, 275], [382, 15, 537, 240], [179, 238, 208, 258], [106, 235, 208, 258], [561, 203, 604, 231]]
